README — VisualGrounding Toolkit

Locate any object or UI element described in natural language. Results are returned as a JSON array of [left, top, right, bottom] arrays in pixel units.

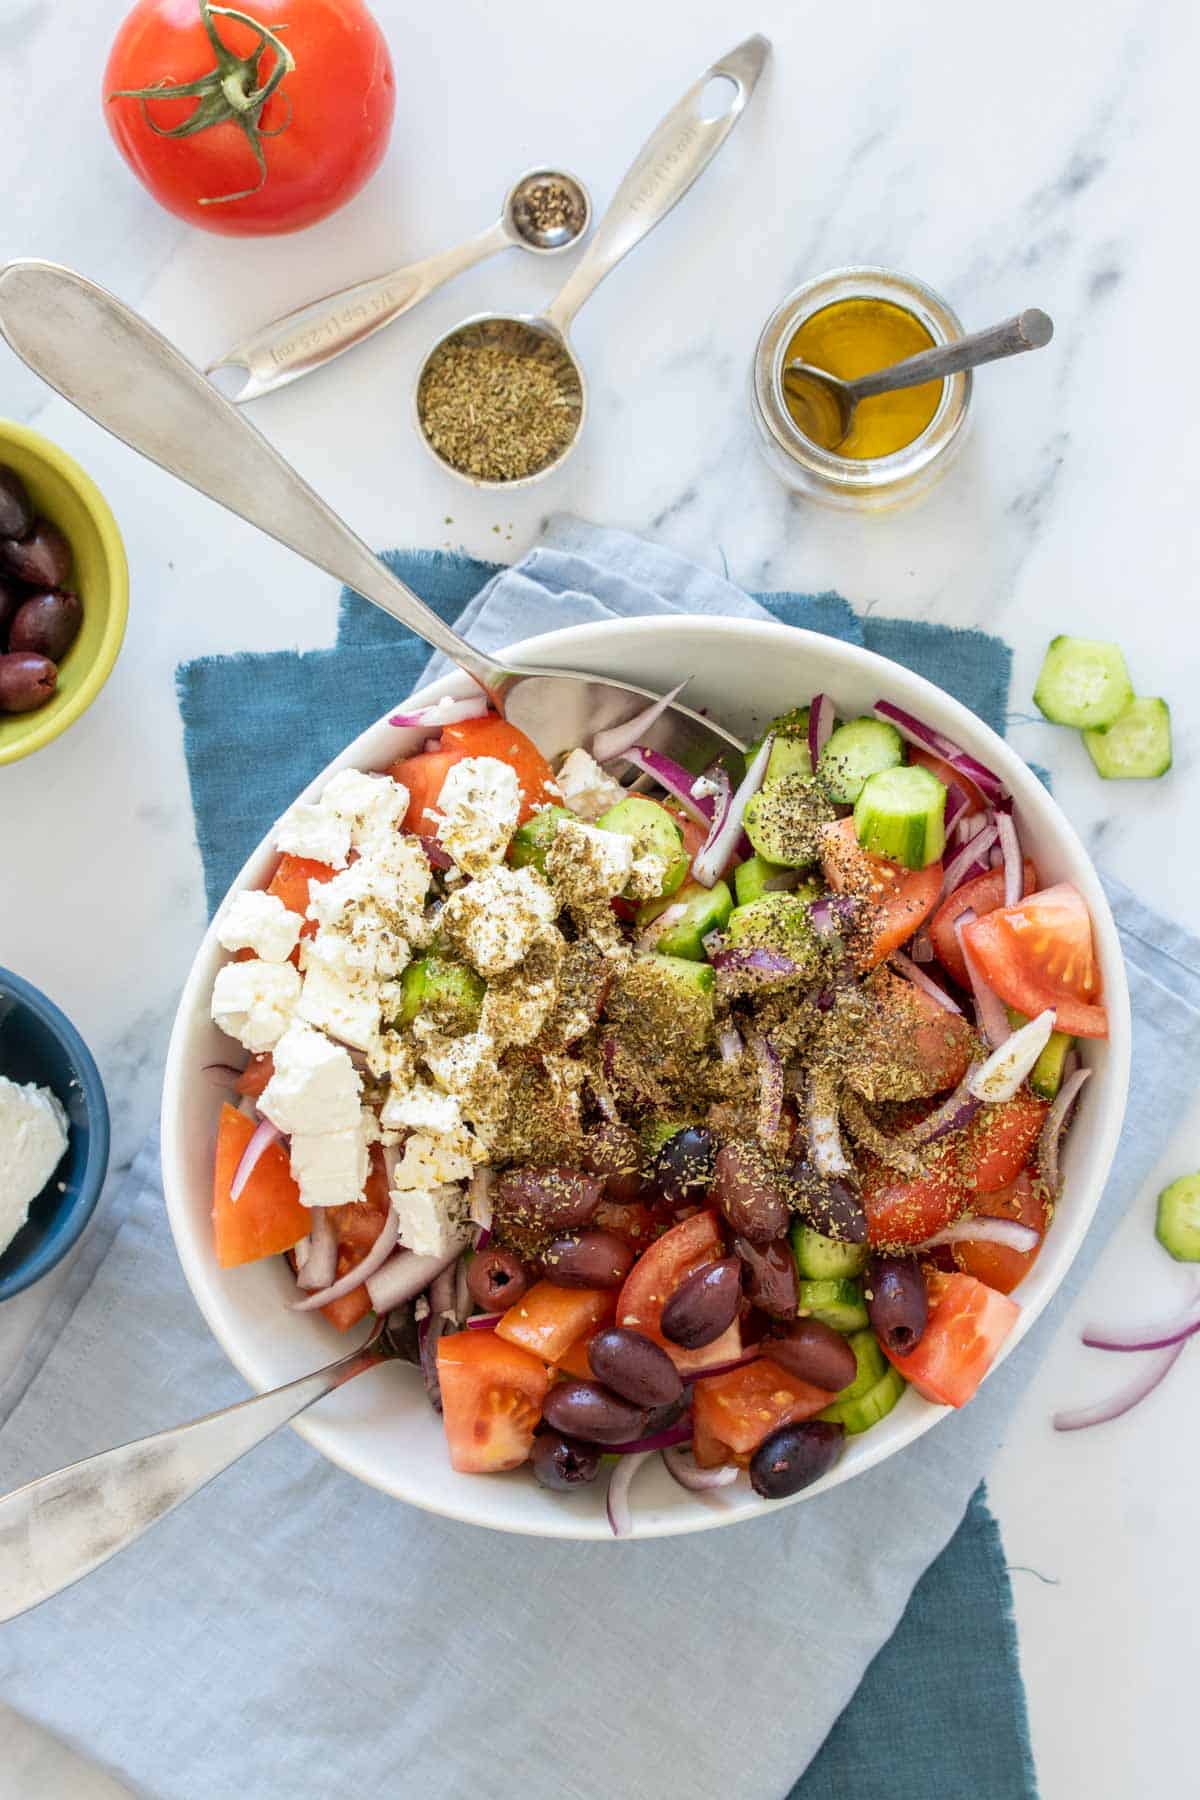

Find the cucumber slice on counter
[[396, 956, 485, 1031], [1155, 1173, 1200, 1262], [791, 1220, 870, 1281], [817, 716, 903, 804], [820, 1364, 906, 1434], [507, 804, 573, 873], [1083, 696, 1172, 780], [796, 1277, 870, 1333], [1034, 636, 1134, 729], [596, 794, 689, 897], [1006, 1007, 1074, 1098], [853, 764, 946, 869], [635, 880, 733, 961], [743, 772, 837, 868]]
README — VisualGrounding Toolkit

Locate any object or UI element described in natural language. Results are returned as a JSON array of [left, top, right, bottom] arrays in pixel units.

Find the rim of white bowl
[[162, 615, 1130, 1540]]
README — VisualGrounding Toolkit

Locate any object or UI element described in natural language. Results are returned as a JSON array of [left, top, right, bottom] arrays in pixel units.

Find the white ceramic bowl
[[162, 616, 1130, 1539]]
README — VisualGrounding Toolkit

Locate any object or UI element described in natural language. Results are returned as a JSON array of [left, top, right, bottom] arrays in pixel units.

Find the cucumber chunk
[[596, 794, 688, 897], [796, 1277, 870, 1333], [1155, 1173, 1200, 1262], [396, 956, 485, 1031], [726, 895, 825, 976], [1034, 636, 1134, 729], [747, 707, 812, 784], [817, 717, 904, 804], [820, 1364, 906, 1434], [853, 764, 946, 869], [604, 953, 715, 1054], [733, 856, 819, 906], [508, 804, 573, 873], [635, 879, 733, 961], [1007, 1007, 1073, 1098], [743, 772, 838, 868], [1083, 696, 1172, 780], [832, 1328, 888, 1400], [791, 1221, 870, 1281]]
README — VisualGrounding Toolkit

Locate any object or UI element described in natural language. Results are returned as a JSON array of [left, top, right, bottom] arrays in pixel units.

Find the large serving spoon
[[0, 261, 742, 767], [0, 1315, 414, 1622], [783, 307, 1054, 450]]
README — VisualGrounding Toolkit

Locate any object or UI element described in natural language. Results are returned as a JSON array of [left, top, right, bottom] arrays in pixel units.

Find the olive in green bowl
[[0, 420, 128, 767]]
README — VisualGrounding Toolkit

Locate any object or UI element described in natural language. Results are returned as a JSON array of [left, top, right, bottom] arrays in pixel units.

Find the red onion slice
[[941, 821, 1000, 898], [416, 835, 454, 871], [997, 810, 1023, 907], [663, 1443, 740, 1492], [468, 1165, 494, 1232], [636, 901, 688, 952], [607, 1419, 696, 1455], [606, 1449, 655, 1537], [203, 1062, 243, 1089], [893, 1072, 981, 1147], [808, 693, 836, 764], [891, 950, 962, 1015], [809, 894, 857, 938], [746, 1030, 783, 1141], [711, 947, 800, 995], [687, 1348, 763, 1382], [465, 1311, 503, 1330], [592, 681, 688, 765], [290, 1208, 398, 1312], [618, 747, 712, 827], [871, 700, 1007, 805], [942, 783, 971, 838], [954, 911, 1011, 1048], [1036, 1066, 1091, 1196], [693, 732, 774, 888], [230, 1118, 283, 1203], [1052, 1341, 1186, 1432], [365, 1246, 461, 1314], [297, 1205, 337, 1290], [918, 1216, 1041, 1254], [1081, 1292, 1200, 1353], [968, 1008, 1056, 1103], [910, 930, 934, 964], [807, 1075, 852, 1178], [718, 1025, 744, 1064], [389, 694, 489, 728]]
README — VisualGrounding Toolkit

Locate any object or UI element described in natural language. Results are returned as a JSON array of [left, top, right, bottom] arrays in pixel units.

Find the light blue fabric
[[2, 520, 1196, 1800]]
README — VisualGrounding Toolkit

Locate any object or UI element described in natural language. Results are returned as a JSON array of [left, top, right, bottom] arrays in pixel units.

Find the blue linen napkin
[[2, 520, 1197, 1800]]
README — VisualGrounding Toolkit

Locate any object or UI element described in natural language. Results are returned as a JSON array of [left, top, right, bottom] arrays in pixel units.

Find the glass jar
[[751, 267, 972, 510]]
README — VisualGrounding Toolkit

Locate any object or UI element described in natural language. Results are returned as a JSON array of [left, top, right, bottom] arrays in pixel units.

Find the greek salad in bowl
[[205, 687, 1108, 1533]]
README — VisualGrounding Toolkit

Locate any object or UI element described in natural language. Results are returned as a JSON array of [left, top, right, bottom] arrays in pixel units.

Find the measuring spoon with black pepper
[[207, 168, 592, 404]]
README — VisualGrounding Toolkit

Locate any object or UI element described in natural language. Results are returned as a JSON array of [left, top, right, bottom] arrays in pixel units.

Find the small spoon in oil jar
[[783, 307, 1053, 451]]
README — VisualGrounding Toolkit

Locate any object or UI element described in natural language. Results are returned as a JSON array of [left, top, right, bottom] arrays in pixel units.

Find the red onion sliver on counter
[[954, 911, 1011, 1047], [996, 810, 1024, 906], [1037, 1067, 1091, 1196], [606, 1449, 655, 1537], [892, 951, 962, 1015], [1052, 1341, 1186, 1432], [389, 694, 489, 728], [808, 693, 836, 764], [592, 681, 688, 765], [230, 1118, 282, 1203], [291, 1209, 398, 1311], [619, 747, 712, 826], [297, 1205, 337, 1291], [918, 1216, 1041, 1254], [1082, 1291, 1200, 1353], [941, 821, 999, 897], [746, 1030, 783, 1140], [968, 1008, 1056, 1103], [693, 732, 774, 887], [663, 1444, 740, 1492], [871, 700, 1007, 804]]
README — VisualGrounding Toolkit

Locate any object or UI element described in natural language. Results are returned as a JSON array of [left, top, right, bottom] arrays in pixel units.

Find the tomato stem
[[107, 0, 295, 206]]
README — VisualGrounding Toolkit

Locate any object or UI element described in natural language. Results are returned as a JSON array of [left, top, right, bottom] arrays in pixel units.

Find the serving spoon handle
[[0, 1330, 387, 1623], [831, 308, 1054, 402]]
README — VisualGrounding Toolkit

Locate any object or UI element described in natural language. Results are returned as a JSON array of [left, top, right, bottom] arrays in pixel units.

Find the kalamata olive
[[0, 465, 33, 540], [766, 1319, 858, 1391], [8, 589, 82, 662], [587, 1327, 683, 1409], [734, 1236, 799, 1318], [791, 1164, 868, 1244], [531, 1431, 602, 1490], [750, 1419, 844, 1498], [581, 1121, 641, 1181], [1, 517, 72, 589], [0, 651, 56, 713], [653, 1125, 715, 1205], [493, 1165, 604, 1237], [660, 1257, 741, 1349], [541, 1379, 647, 1445], [867, 1255, 928, 1356], [465, 1245, 530, 1312], [712, 1140, 791, 1244], [642, 1390, 689, 1437], [543, 1229, 635, 1290], [0, 577, 25, 644]]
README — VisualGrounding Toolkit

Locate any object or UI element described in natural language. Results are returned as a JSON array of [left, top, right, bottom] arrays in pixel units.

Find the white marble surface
[[1, 0, 1197, 1793]]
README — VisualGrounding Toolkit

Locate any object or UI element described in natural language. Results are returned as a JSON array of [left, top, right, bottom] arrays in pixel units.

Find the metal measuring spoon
[[207, 168, 592, 405], [783, 308, 1054, 450], [414, 34, 771, 488]]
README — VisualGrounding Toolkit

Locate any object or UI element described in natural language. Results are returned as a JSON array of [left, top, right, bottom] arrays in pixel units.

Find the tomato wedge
[[882, 1271, 1019, 1406], [235, 1053, 274, 1100], [494, 1282, 615, 1364], [437, 1331, 550, 1473], [386, 747, 462, 837], [953, 1171, 1047, 1295], [691, 1357, 836, 1466], [852, 971, 976, 1102], [616, 1211, 742, 1373], [961, 883, 1107, 1038], [860, 1142, 967, 1249], [929, 860, 1039, 987], [267, 853, 335, 942], [387, 714, 559, 834], [907, 747, 989, 815], [212, 1102, 308, 1269], [821, 818, 943, 969], [961, 1091, 1049, 1195]]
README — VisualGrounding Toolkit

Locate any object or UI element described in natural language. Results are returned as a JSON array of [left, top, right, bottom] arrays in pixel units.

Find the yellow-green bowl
[[0, 421, 128, 766]]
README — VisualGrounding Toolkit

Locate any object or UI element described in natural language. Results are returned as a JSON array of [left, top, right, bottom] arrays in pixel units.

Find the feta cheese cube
[[391, 1183, 471, 1259], [306, 840, 429, 962], [216, 889, 303, 964], [628, 852, 671, 902], [0, 1077, 68, 1257], [390, 1127, 479, 1190], [379, 1081, 462, 1135], [546, 816, 634, 906], [556, 747, 625, 822], [440, 864, 557, 976], [321, 767, 409, 858], [289, 1123, 369, 1209], [297, 932, 381, 1052], [275, 800, 352, 869], [435, 756, 521, 872], [211, 958, 301, 1052], [258, 1021, 361, 1136]]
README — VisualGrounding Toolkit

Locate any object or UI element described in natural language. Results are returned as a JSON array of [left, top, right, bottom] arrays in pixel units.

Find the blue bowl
[[0, 967, 110, 1302]]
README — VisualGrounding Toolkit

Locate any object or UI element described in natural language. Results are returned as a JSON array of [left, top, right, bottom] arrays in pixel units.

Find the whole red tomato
[[103, 0, 395, 236]]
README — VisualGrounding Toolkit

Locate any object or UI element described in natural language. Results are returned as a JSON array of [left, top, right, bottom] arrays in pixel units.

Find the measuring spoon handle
[[208, 222, 511, 404], [847, 308, 1054, 401], [543, 34, 771, 337]]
